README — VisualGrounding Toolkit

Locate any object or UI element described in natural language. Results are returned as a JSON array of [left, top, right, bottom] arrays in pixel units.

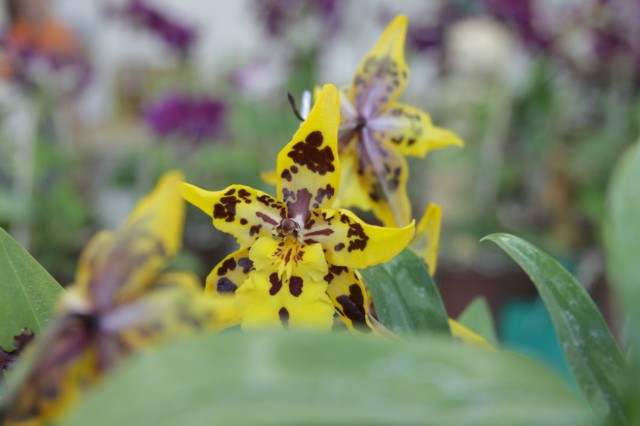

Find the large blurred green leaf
[[0, 228, 62, 350], [458, 297, 499, 347], [64, 331, 593, 425], [484, 233, 628, 424], [360, 249, 450, 336], [604, 141, 640, 423]]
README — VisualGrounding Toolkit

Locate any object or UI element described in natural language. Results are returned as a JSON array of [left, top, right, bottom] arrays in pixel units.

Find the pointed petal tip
[[158, 170, 185, 186], [391, 15, 408, 28], [180, 182, 216, 217]]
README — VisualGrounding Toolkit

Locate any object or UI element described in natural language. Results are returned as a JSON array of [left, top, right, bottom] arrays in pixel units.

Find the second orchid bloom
[[336, 15, 463, 227], [182, 85, 415, 332]]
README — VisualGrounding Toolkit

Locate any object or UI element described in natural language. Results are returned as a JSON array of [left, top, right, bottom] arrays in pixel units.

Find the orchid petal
[[276, 84, 341, 224], [112, 272, 240, 347], [359, 128, 412, 227], [181, 183, 286, 246], [349, 15, 409, 117], [369, 103, 463, 157], [324, 265, 376, 333], [306, 208, 414, 269], [204, 248, 254, 298], [411, 203, 442, 276], [333, 148, 373, 212], [78, 171, 185, 310]]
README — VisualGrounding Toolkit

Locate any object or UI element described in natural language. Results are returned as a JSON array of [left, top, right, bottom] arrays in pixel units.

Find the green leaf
[[483, 233, 628, 424], [360, 249, 450, 336], [604, 141, 640, 422], [458, 297, 499, 347], [64, 331, 593, 425], [604, 141, 640, 328], [0, 228, 63, 350]]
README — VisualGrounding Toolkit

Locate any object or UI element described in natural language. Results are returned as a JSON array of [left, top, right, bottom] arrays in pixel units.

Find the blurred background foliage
[[0, 0, 638, 378]]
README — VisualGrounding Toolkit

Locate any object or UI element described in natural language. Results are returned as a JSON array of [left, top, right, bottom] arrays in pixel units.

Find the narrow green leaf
[[483, 233, 628, 424], [361, 249, 450, 336], [604, 141, 640, 422], [458, 297, 499, 347], [0, 228, 63, 350], [64, 331, 593, 426]]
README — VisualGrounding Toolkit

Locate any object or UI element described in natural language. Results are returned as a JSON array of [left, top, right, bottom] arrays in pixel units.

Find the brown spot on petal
[[217, 257, 237, 276], [334, 243, 345, 251], [347, 221, 369, 252], [279, 307, 290, 327], [287, 131, 335, 175], [249, 224, 262, 237], [269, 273, 282, 295], [289, 276, 303, 297], [314, 184, 335, 207], [256, 211, 277, 226], [217, 277, 237, 293], [237, 189, 251, 202], [238, 257, 254, 273], [336, 284, 371, 333], [281, 169, 292, 182], [213, 195, 240, 223]]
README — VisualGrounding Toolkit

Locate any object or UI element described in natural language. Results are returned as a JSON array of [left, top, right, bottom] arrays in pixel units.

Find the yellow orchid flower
[[336, 15, 463, 227], [182, 84, 415, 333], [1, 172, 237, 425]]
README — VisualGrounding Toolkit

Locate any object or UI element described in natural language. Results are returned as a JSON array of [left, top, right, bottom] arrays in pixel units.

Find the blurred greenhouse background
[[1, 0, 638, 378]]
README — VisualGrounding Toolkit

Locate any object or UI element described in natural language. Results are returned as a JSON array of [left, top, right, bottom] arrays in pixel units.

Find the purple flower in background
[[255, 0, 342, 39], [0, 39, 92, 96], [483, 0, 552, 52], [590, 0, 640, 81], [107, 0, 197, 56], [406, 5, 465, 54], [144, 92, 227, 144]]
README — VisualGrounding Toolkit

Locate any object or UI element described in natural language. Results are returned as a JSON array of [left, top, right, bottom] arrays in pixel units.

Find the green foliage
[[483, 233, 628, 424], [361, 249, 450, 337], [458, 297, 499, 347], [604, 140, 640, 422], [605, 141, 640, 330], [63, 331, 593, 426], [0, 228, 63, 350]]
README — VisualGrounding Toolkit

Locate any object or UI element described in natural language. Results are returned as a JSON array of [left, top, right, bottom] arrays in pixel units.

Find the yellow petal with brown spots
[[358, 128, 412, 227], [276, 84, 341, 224], [306, 208, 414, 269], [181, 183, 286, 246], [370, 103, 463, 158], [204, 248, 254, 297], [324, 265, 376, 333], [349, 15, 409, 117]]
